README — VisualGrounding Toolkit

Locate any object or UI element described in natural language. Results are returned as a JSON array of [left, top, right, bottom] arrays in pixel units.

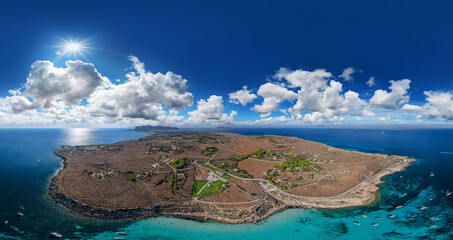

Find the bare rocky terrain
[[49, 131, 414, 223]]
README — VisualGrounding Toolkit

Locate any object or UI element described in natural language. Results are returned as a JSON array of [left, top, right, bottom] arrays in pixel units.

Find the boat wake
[[440, 152, 453, 155]]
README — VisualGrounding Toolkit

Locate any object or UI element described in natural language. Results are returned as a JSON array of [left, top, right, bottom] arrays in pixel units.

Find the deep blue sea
[[0, 128, 452, 239]]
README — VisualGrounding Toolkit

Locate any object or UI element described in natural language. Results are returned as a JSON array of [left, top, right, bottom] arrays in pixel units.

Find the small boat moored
[[387, 214, 395, 218], [353, 221, 360, 225], [372, 223, 378, 226], [16, 212, 23, 217], [49, 232, 62, 238], [361, 214, 367, 218], [395, 205, 402, 209]]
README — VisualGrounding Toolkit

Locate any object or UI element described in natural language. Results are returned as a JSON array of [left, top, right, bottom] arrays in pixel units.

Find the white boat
[[430, 172, 434, 177], [116, 232, 127, 235], [361, 214, 367, 218], [420, 206, 428, 210], [372, 223, 378, 226], [388, 214, 395, 218], [446, 191, 451, 196], [353, 221, 360, 225], [3, 220, 8, 224], [430, 225, 437, 228], [395, 205, 402, 209], [49, 232, 62, 238], [16, 212, 23, 217]]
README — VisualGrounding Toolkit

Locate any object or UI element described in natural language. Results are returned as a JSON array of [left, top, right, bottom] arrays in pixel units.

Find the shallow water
[[0, 128, 451, 239]]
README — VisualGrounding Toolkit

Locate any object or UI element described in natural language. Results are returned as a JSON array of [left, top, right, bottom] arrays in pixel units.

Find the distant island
[[49, 132, 414, 224], [215, 126, 230, 129], [134, 125, 178, 131]]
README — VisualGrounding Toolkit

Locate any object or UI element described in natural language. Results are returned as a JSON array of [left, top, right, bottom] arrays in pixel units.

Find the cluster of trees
[[274, 155, 322, 173], [155, 177, 165, 186], [169, 175, 178, 189], [172, 157, 188, 169], [203, 146, 218, 155], [228, 154, 248, 161], [251, 149, 267, 159], [124, 170, 136, 181]]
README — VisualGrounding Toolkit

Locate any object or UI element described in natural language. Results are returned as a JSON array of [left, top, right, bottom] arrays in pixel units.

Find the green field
[[193, 180, 224, 197], [192, 180, 207, 197]]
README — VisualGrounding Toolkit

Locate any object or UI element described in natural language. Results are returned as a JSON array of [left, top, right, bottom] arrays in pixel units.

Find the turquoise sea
[[0, 128, 451, 239]]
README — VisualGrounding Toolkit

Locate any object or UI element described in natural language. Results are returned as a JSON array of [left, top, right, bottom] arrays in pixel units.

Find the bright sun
[[56, 38, 90, 57]]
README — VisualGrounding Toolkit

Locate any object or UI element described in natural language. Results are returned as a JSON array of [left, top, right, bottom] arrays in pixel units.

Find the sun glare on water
[[56, 38, 90, 58]]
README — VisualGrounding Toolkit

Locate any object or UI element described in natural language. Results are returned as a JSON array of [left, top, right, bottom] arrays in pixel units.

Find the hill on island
[[134, 125, 178, 131]]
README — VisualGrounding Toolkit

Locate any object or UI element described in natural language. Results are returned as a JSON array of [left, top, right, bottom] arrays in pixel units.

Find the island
[[134, 125, 178, 131], [49, 132, 415, 224]]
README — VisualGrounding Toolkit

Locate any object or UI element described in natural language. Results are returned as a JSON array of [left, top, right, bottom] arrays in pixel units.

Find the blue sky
[[1, 0, 453, 127]]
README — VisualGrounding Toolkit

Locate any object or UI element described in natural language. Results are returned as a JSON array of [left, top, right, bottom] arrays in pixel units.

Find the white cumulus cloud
[[85, 56, 193, 120], [228, 86, 257, 106], [5, 60, 107, 113], [275, 67, 367, 122], [369, 79, 411, 109], [366, 76, 375, 87], [250, 82, 297, 116], [339, 67, 357, 82], [188, 95, 237, 124], [420, 91, 453, 121]]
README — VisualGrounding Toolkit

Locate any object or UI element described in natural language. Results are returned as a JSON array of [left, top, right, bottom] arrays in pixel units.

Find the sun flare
[[56, 38, 90, 57]]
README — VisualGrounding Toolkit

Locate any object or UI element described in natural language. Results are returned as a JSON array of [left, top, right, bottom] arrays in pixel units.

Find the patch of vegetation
[[155, 178, 166, 186], [172, 157, 188, 169], [236, 185, 246, 192], [228, 154, 248, 161], [302, 165, 313, 172], [202, 146, 219, 156], [265, 169, 280, 185], [274, 155, 321, 173], [283, 151, 296, 158], [125, 171, 136, 181], [197, 180, 224, 197], [251, 149, 267, 159], [212, 160, 252, 178], [169, 175, 177, 189], [192, 180, 207, 197], [197, 135, 216, 144]]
